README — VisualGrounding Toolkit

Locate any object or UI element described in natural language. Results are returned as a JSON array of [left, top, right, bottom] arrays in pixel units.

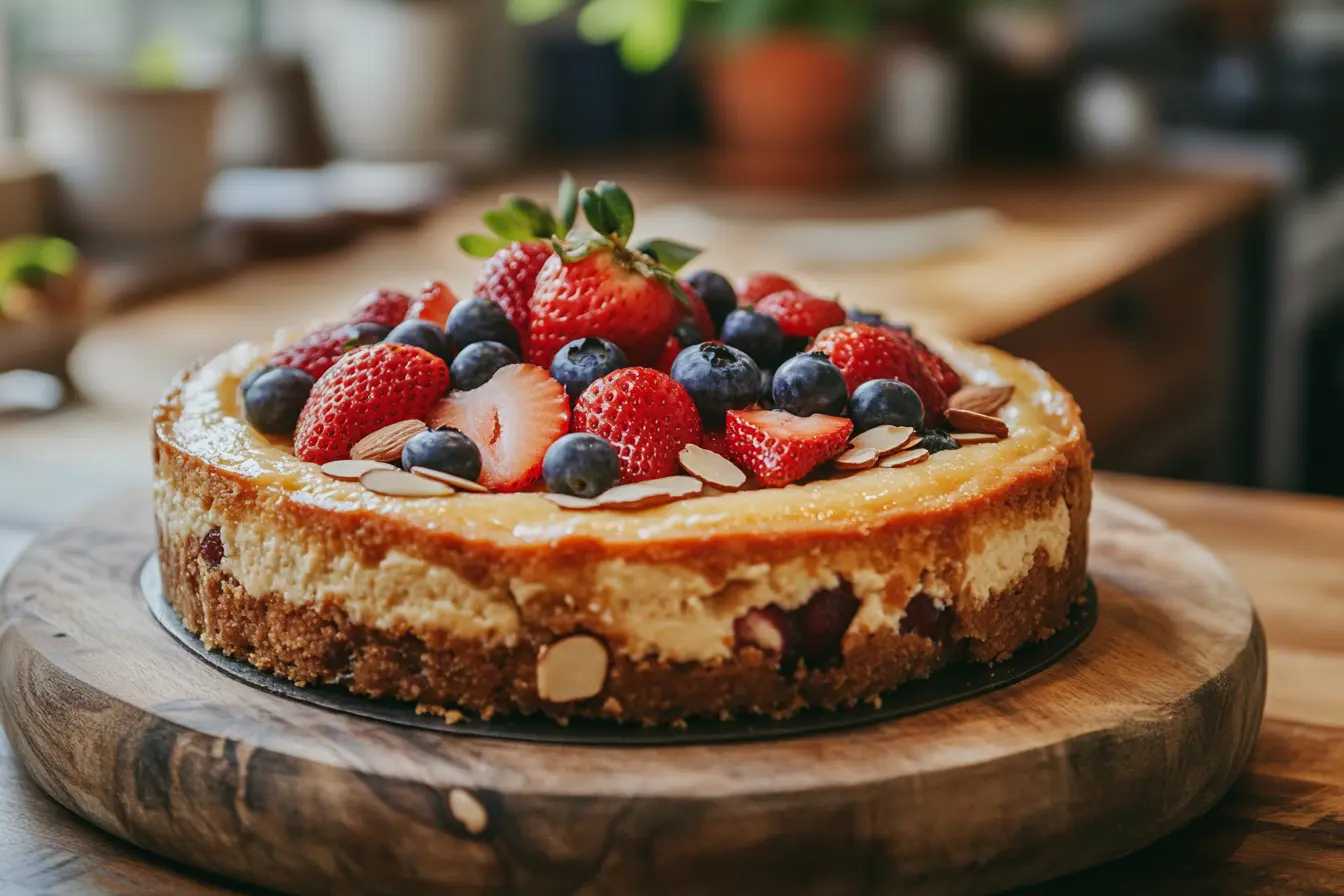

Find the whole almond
[[351, 419, 427, 463], [948, 384, 1014, 416], [537, 634, 609, 702], [944, 408, 1010, 438]]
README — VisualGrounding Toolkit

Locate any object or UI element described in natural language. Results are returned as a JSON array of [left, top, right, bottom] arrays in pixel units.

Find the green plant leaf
[[635, 238, 702, 274], [579, 187, 617, 236], [35, 238, 77, 277], [482, 208, 535, 243], [507, 0, 573, 25], [594, 181, 635, 243], [458, 233, 510, 258], [557, 171, 578, 235]]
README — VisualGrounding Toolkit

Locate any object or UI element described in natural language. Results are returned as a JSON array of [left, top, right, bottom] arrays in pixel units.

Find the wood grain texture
[[0, 488, 1264, 895]]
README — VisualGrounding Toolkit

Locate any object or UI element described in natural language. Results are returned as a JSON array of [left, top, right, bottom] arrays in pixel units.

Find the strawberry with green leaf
[[526, 179, 702, 368], [458, 173, 578, 358]]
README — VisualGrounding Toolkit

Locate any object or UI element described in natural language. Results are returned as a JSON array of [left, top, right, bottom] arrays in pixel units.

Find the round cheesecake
[[152, 335, 1091, 724]]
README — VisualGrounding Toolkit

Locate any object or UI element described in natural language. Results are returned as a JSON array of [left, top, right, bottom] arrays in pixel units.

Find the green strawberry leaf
[[458, 233, 510, 258], [635, 238, 701, 275], [595, 181, 635, 243], [666, 275, 694, 311], [502, 194, 554, 238], [557, 171, 577, 235], [579, 187, 617, 237], [482, 208, 535, 243]]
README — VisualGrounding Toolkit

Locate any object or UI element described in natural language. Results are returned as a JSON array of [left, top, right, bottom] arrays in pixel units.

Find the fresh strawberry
[[914, 338, 962, 396], [350, 289, 411, 329], [755, 290, 847, 341], [810, 324, 948, 426], [655, 335, 681, 373], [267, 322, 379, 380], [573, 367, 701, 483], [726, 409, 853, 487], [407, 281, 458, 328], [293, 343, 449, 464], [701, 428, 731, 459], [737, 272, 798, 305], [679, 284, 716, 340], [525, 180, 701, 369], [459, 174, 578, 359], [425, 364, 569, 492]]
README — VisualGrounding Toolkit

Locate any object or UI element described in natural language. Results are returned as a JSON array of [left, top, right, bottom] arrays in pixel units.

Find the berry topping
[[401, 427, 482, 482], [549, 337, 628, 402], [293, 343, 449, 465], [725, 409, 853, 487], [450, 341, 520, 392], [849, 379, 925, 433], [914, 338, 963, 397], [573, 367, 702, 483], [701, 427, 731, 459], [720, 308, 784, 369], [525, 180, 701, 368], [426, 364, 569, 492], [755, 289, 847, 341], [920, 429, 960, 454], [472, 241, 551, 356], [446, 296, 519, 354], [758, 367, 775, 409], [670, 342, 760, 425], [683, 269, 738, 332], [680, 284, 717, 342], [349, 289, 411, 329], [847, 308, 913, 333], [673, 317, 705, 349], [737, 272, 798, 304], [386, 319, 451, 363], [655, 336, 681, 373], [407, 281, 458, 328], [542, 432, 621, 498], [241, 364, 274, 395], [771, 352, 848, 417], [267, 322, 386, 381], [810, 325, 947, 426], [242, 367, 315, 435]]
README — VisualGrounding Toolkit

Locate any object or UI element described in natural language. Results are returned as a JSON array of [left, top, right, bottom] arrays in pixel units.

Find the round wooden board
[[0, 490, 1266, 896]]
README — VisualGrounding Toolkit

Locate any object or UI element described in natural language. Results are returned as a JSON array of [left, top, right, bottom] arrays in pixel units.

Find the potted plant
[[0, 236, 84, 377]]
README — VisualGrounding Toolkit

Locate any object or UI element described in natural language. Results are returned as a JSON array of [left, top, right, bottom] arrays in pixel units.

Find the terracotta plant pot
[[701, 34, 874, 189]]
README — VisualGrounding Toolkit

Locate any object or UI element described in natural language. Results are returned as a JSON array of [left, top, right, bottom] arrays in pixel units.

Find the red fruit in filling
[[572, 367, 701, 483], [200, 527, 224, 568]]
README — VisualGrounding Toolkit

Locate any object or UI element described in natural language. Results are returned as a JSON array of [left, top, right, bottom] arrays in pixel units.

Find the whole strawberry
[[407, 280, 458, 328], [756, 290, 847, 341], [737, 272, 799, 305], [810, 324, 947, 426], [573, 367, 701, 483], [526, 180, 702, 368], [293, 343, 449, 464], [350, 289, 412, 329], [727, 409, 853, 487], [267, 321, 385, 380], [459, 174, 577, 358]]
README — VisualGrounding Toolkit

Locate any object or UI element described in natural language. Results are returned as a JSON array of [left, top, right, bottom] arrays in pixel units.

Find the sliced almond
[[944, 408, 1010, 439], [448, 788, 489, 836], [351, 420, 427, 463], [536, 634, 609, 703], [878, 447, 931, 469], [833, 446, 879, 471], [949, 384, 1015, 416], [902, 435, 923, 451], [850, 425, 916, 457], [950, 431, 1004, 446], [596, 476, 704, 510], [679, 444, 747, 490], [541, 493, 600, 510], [320, 459, 396, 481], [411, 466, 489, 493], [359, 468, 453, 497]]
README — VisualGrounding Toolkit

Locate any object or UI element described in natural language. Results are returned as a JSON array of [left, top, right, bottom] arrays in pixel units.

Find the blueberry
[[242, 367, 315, 435], [720, 309, 783, 369], [446, 296, 518, 353], [344, 322, 391, 346], [386, 319, 451, 363], [450, 341, 518, 392], [683, 270, 737, 333], [847, 308, 912, 333], [401, 427, 482, 480], [758, 367, 775, 409], [550, 337, 628, 402], [240, 365, 274, 396], [772, 352, 847, 417], [674, 317, 705, 348], [849, 379, 924, 432], [543, 433, 621, 498], [921, 430, 960, 454], [670, 342, 760, 424]]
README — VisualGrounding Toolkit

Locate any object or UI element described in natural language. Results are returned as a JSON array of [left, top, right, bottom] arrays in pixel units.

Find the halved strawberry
[[407, 281, 458, 328], [755, 290, 847, 341], [726, 409, 853, 487], [293, 343, 449, 464], [350, 289, 411, 329], [810, 324, 948, 426], [914, 338, 963, 397], [267, 322, 383, 380], [701, 428, 731, 459], [573, 367, 702, 483], [737, 272, 799, 304], [426, 364, 569, 492]]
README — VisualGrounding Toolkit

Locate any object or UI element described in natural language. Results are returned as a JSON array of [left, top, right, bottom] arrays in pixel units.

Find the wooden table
[[0, 472, 1340, 895]]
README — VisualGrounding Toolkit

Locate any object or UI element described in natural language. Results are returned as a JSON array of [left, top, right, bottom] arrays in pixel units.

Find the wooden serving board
[[0, 491, 1266, 896]]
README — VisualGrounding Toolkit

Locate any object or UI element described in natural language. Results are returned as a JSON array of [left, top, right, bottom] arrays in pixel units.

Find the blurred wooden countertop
[[1, 473, 1340, 894]]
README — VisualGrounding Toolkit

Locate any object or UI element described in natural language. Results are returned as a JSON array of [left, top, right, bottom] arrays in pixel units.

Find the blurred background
[[2, 0, 1344, 546]]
